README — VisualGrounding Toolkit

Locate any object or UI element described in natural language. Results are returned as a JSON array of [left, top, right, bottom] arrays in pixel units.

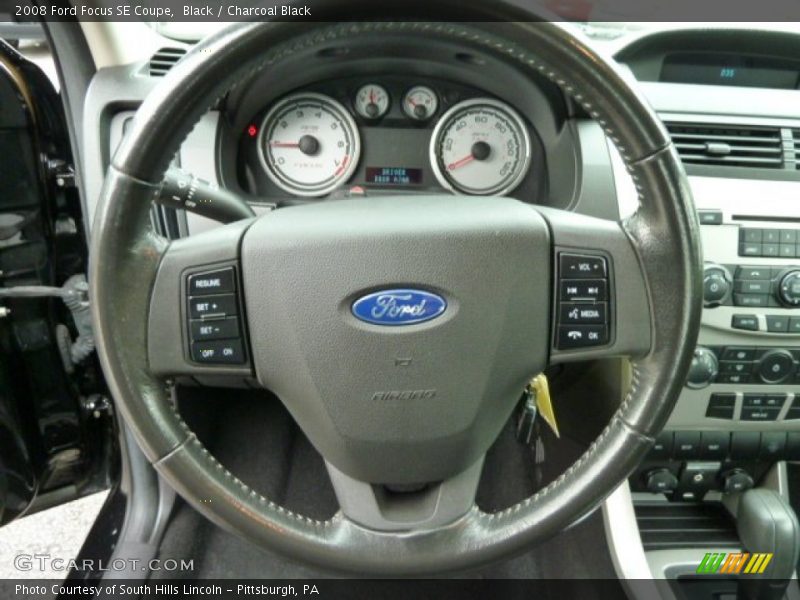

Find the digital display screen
[[365, 167, 423, 186], [660, 53, 800, 89]]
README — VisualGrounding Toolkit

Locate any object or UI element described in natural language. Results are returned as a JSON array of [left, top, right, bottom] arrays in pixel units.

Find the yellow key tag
[[530, 374, 559, 438]]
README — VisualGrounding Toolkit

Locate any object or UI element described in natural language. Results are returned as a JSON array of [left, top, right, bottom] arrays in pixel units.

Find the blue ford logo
[[351, 289, 447, 326]]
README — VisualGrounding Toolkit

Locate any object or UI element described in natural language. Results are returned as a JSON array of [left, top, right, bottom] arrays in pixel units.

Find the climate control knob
[[779, 270, 800, 306], [757, 349, 795, 384], [703, 264, 732, 307], [645, 468, 678, 494], [686, 347, 719, 389], [723, 469, 754, 494]]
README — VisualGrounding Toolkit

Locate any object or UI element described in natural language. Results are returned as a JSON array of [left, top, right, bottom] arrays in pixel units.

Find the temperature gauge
[[354, 84, 390, 120], [403, 86, 438, 121]]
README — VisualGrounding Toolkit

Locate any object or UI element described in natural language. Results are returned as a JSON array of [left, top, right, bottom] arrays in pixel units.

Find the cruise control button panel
[[555, 252, 611, 350], [185, 267, 246, 365]]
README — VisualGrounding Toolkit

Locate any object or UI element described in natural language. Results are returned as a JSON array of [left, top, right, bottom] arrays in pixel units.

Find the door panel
[[0, 37, 114, 526]]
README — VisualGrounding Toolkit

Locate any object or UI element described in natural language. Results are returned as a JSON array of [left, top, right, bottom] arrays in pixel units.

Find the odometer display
[[430, 98, 531, 196], [259, 93, 361, 197]]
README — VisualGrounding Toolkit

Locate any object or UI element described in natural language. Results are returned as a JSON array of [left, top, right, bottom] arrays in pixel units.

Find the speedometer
[[429, 98, 531, 196], [258, 92, 361, 197]]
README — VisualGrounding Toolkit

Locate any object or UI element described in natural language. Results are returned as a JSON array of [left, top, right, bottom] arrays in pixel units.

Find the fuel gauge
[[354, 84, 390, 120], [403, 86, 438, 121]]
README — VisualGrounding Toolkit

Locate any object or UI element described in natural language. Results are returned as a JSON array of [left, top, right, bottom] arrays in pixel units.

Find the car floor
[[151, 389, 624, 595]]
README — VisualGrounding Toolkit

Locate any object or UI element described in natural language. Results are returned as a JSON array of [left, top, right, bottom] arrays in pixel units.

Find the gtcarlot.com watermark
[[14, 553, 194, 573]]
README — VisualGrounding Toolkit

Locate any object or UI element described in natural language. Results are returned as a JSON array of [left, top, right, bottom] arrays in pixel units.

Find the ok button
[[559, 302, 607, 324]]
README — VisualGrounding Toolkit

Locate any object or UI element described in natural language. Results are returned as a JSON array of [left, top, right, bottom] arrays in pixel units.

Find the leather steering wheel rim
[[90, 2, 702, 576]]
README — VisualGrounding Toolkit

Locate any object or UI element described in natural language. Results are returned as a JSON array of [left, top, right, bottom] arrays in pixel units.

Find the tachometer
[[259, 92, 361, 197], [429, 98, 531, 196]]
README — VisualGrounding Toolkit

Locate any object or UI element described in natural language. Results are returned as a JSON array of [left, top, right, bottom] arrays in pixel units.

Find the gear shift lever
[[737, 489, 800, 600]]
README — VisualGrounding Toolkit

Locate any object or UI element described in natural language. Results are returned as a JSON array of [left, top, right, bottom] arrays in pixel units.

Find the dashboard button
[[763, 230, 781, 244], [721, 347, 756, 361], [188, 294, 238, 319], [556, 325, 608, 349], [707, 394, 735, 419], [736, 280, 770, 294], [761, 432, 787, 460], [781, 229, 798, 244], [731, 315, 759, 331], [190, 317, 240, 341], [766, 315, 790, 333], [674, 431, 701, 459], [731, 432, 761, 459], [763, 244, 780, 257], [559, 254, 606, 279], [743, 393, 785, 408], [741, 228, 763, 243], [698, 210, 722, 225], [736, 266, 771, 280], [739, 243, 762, 256], [716, 373, 751, 384], [560, 279, 606, 302], [741, 407, 780, 421], [734, 294, 768, 307], [780, 244, 795, 258], [650, 431, 674, 459], [719, 361, 753, 375], [789, 318, 800, 333], [191, 339, 245, 364], [559, 302, 606, 324], [700, 431, 730, 459], [188, 268, 235, 296]]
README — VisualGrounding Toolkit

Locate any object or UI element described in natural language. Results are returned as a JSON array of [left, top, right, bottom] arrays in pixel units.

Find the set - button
[[556, 253, 610, 350], [186, 267, 246, 365]]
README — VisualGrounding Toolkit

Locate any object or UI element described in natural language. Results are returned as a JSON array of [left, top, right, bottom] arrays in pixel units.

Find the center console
[[630, 217, 800, 503]]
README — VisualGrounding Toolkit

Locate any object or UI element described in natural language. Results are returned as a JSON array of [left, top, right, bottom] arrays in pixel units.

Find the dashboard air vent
[[793, 130, 800, 169], [148, 47, 187, 77], [666, 123, 784, 169]]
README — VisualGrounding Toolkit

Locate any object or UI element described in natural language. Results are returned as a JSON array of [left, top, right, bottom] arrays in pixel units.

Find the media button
[[559, 302, 606, 324]]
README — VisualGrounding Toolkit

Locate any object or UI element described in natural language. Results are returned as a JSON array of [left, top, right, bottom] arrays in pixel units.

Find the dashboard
[[205, 28, 591, 213], [233, 78, 544, 200]]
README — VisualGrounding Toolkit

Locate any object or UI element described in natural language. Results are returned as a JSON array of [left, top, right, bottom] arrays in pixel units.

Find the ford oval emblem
[[351, 289, 447, 326]]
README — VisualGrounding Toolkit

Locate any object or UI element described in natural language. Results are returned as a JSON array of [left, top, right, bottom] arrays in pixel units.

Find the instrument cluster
[[239, 77, 540, 200]]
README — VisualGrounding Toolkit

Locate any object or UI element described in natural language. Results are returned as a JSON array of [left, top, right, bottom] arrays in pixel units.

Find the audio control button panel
[[739, 228, 800, 258], [555, 252, 611, 349]]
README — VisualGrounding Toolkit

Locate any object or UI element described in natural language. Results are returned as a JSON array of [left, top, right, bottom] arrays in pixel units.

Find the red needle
[[408, 96, 417, 107], [447, 154, 475, 171], [270, 141, 300, 148], [369, 89, 375, 104]]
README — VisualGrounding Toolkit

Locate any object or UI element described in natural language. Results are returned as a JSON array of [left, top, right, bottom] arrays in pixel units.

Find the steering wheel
[[90, 2, 702, 576]]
